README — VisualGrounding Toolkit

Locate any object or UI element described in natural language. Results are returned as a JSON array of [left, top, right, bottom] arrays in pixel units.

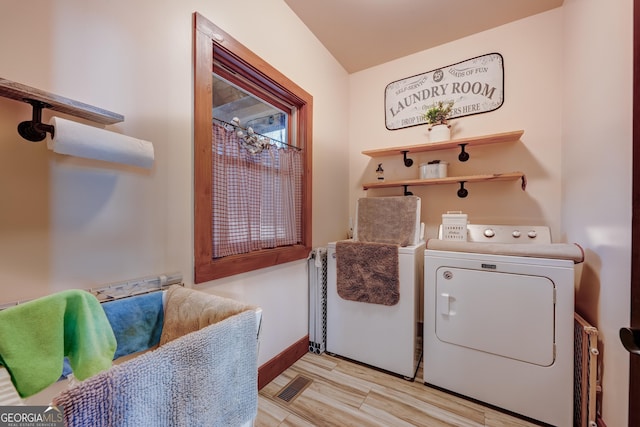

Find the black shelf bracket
[[457, 181, 468, 198], [17, 99, 55, 142], [458, 143, 470, 162], [401, 150, 413, 167], [402, 185, 413, 196]]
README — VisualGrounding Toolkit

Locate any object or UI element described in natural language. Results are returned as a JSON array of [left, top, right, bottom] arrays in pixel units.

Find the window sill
[[195, 244, 310, 283]]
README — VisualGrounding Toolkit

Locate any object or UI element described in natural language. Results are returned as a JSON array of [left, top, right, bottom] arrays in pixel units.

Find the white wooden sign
[[385, 53, 504, 130]]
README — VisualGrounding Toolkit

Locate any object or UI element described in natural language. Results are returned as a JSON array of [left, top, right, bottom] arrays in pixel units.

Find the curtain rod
[[213, 117, 302, 151]]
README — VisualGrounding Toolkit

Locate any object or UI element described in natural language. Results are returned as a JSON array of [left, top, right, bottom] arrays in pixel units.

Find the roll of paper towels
[[46, 116, 154, 169]]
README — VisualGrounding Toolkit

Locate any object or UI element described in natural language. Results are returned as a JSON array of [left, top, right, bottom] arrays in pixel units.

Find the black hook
[[403, 185, 413, 196], [458, 143, 470, 162], [401, 150, 413, 167], [17, 99, 55, 142], [620, 328, 640, 355], [457, 181, 468, 198]]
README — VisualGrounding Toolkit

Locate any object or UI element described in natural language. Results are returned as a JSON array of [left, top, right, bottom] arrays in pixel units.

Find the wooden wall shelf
[[0, 78, 124, 125], [361, 129, 526, 197], [363, 172, 526, 198], [363, 172, 526, 190], [362, 129, 524, 161]]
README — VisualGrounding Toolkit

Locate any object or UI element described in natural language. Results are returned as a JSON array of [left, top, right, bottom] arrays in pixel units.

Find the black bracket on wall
[[401, 150, 413, 167], [458, 143, 470, 162], [403, 144, 469, 165], [403, 181, 470, 198], [457, 181, 468, 198], [17, 99, 55, 142]]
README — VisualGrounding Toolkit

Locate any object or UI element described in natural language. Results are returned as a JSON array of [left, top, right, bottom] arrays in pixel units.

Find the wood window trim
[[193, 12, 313, 283]]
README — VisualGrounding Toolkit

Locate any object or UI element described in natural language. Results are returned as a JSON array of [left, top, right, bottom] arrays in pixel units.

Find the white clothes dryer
[[423, 225, 584, 427]]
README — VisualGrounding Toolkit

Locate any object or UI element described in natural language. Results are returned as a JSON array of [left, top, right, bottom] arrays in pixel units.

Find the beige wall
[[348, 11, 564, 240], [562, 1, 633, 426], [348, 3, 632, 425], [0, 0, 350, 366]]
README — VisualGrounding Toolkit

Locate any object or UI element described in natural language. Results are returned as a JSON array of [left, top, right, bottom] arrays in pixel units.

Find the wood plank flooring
[[256, 353, 544, 427]]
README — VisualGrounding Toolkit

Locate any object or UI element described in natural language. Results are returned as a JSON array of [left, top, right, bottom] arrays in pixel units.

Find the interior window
[[212, 74, 289, 148], [193, 12, 313, 282]]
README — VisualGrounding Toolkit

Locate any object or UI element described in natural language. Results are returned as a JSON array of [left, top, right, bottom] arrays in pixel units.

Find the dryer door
[[435, 266, 555, 366]]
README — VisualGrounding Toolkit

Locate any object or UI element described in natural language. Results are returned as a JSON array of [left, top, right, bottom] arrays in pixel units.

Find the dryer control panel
[[465, 224, 551, 244]]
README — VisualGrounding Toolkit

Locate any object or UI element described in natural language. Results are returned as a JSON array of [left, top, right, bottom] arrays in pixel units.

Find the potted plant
[[424, 100, 454, 142]]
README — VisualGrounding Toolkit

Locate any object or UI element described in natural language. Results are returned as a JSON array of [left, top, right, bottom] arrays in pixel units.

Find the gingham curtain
[[212, 122, 303, 259]]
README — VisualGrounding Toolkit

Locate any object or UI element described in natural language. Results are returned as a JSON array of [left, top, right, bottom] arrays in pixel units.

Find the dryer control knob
[[527, 230, 538, 238], [512, 230, 521, 238], [483, 228, 495, 238]]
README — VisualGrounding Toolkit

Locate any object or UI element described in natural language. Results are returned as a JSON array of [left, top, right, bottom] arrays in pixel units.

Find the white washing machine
[[423, 224, 583, 427], [326, 196, 424, 379], [327, 240, 424, 379]]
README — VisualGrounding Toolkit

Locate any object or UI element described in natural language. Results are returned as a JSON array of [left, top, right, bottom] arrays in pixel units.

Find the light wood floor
[[256, 352, 544, 427]]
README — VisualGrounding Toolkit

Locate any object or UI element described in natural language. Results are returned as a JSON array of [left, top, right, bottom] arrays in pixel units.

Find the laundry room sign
[[384, 53, 504, 130]]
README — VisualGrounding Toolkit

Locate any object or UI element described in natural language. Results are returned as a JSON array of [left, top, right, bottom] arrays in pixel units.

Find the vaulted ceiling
[[284, 0, 564, 73]]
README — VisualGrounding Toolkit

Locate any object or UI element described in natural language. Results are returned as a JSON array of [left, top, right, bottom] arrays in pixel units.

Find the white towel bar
[[0, 272, 183, 310]]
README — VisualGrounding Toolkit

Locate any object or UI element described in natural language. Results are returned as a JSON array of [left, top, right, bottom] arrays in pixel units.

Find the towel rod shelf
[[0, 78, 124, 126], [0, 272, 183, 310]]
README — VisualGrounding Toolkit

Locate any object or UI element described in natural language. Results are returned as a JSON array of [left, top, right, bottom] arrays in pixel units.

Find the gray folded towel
[[355, 196, 419, 246]]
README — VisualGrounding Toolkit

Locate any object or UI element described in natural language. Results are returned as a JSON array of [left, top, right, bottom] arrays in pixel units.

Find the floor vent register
[[275, 375, 313, 404]]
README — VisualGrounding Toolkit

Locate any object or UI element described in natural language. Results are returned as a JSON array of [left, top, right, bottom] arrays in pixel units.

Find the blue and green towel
[[0, 289, 117, 397]]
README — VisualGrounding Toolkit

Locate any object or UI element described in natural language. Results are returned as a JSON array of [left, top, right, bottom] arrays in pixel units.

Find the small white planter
[[429, 124, 451, 142]]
